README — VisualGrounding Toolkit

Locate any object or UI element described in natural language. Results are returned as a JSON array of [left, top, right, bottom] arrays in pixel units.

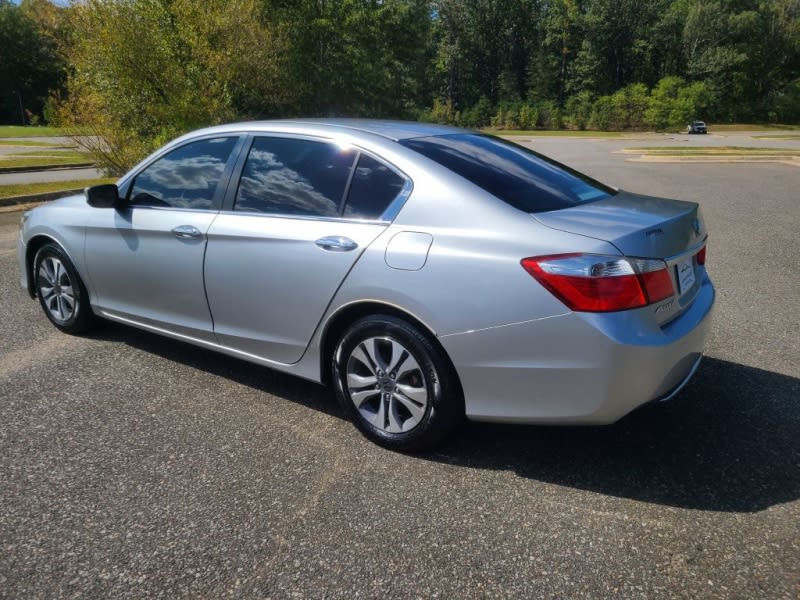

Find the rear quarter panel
[[327, 174, 624, 337]]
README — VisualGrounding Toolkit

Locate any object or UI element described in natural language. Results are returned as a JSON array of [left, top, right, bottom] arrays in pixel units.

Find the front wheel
[[332, 315, 463, 451], [34, 243, 96, 334]]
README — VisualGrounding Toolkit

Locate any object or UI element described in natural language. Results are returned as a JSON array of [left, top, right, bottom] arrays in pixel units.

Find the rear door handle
[[172, 225, 202, 239], [315, 236, 358, 252]]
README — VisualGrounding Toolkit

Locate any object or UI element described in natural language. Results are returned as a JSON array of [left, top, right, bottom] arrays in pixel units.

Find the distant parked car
[[17, 119, 714, 451], [687, 121, 708, 134]]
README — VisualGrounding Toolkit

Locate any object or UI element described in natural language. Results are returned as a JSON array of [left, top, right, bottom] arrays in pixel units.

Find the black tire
[[33, 242, 96, 334], [332, 315, 463, 452]]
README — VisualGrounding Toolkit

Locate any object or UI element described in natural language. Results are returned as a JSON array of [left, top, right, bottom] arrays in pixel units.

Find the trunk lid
[[532, 191, 708, 325], [532, 190, 706, 259]]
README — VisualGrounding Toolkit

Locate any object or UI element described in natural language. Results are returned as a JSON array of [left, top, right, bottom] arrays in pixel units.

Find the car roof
[[187, 119, 467, 142]]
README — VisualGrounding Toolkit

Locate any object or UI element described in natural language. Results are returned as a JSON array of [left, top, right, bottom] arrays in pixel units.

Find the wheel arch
[[319, 301, 463, 398], [25, 234, 62, 298]]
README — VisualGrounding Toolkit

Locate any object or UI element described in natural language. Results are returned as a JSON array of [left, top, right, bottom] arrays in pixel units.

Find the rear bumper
[[655, 352, 703, 403], [440, 274, 715, 424]]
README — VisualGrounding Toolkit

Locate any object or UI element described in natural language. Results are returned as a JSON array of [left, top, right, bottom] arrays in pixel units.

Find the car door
[[84, 135, 242, 341], [204, 135, 410, 364]]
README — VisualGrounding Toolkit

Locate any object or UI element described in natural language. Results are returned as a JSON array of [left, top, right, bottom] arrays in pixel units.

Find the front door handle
[[315, 236, 358, 252], [172, 225, 202, 239]]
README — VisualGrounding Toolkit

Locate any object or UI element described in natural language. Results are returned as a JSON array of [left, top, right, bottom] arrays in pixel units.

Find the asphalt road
[[1, 136, 798, 598]]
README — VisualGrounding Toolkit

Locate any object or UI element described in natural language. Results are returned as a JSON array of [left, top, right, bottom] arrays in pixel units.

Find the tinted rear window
[[235, 137, 355, 217], [344, 154, 406, 219], [400, 133, 614, 213]]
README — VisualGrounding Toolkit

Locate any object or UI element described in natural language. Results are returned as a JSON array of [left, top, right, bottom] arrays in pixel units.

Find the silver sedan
[[17, 120, 714, 450]]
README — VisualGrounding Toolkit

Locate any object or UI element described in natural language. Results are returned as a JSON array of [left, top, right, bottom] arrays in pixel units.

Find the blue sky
[[10, 1, 70, 5]]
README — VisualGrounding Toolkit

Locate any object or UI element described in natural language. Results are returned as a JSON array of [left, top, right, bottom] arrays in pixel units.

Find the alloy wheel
[[345, 336, 430, 434], [38, 256, 75, 323]]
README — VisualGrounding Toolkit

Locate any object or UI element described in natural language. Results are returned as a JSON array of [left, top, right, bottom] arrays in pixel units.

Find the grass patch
[[0, 149, 93, 169], [0, 139, 68, 147], [492, 129, 629, 137], [626, 146, 800, 156], [9, 150, 87, 160], [752, 135, 800, 140], [0, 125, 67, 138], [0, 157, 93, 169], [706, 123, 800, 132], [0, 177, 115, 199]]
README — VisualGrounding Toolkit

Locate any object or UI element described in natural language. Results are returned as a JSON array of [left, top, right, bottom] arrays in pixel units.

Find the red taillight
[[639, 268, 673, 303], [696, 246, 706, 265], [521, 254, 675, 313]]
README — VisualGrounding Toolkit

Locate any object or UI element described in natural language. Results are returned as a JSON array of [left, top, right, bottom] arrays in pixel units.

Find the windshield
[[399, 133, 615, 213]]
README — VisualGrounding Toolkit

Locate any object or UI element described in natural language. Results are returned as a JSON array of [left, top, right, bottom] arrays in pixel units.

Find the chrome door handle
[[315, 236, 358, 252], [171, 225, 202, 239]]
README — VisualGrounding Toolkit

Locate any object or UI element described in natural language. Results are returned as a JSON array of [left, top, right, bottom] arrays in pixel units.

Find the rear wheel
[[332, 315, 462, 451], [34, 243, 96, 334]]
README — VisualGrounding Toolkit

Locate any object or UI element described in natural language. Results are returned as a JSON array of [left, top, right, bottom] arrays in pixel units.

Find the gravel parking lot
[[1, 133, 798, 598]]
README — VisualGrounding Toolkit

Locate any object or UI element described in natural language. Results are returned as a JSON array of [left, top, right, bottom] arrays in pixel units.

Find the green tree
[[47, 0, 800, 151], [58, 0, 290, 173], [748, 0, 800, 117], [569, 0, 673, 95], [432, 0, 541, 109], [0, 0, 66, 124], [274, 0, 433, 117]]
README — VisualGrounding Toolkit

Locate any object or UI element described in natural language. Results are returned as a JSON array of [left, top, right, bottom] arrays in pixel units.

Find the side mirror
[[86, 184, 121, 208]]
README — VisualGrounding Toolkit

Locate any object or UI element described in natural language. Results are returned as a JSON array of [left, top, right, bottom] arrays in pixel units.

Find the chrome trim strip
[[214, 210, 391, 226], [380, 177, 414, 222], [663, 236, 708, 264], [96, 310, 298, 368]]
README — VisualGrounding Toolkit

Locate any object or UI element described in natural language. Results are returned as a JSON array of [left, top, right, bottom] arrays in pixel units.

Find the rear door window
[[400, 133, 614, 213], [235, 137, 356, 217], [343, 154, 406, 220]]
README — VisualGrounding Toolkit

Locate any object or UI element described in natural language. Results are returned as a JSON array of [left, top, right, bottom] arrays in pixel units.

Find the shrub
[[428, 98, 457, 124], [460, 96, 492, 128], [590, 96, 614, 130], [645, 76, 686, 130], [518, 104, 538, 130], [772, 80, 800, 123], [564, 92, 593, 130], [612, 83, 649, 129]]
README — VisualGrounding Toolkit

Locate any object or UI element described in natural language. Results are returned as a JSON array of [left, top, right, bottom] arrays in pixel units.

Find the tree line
[[2, 0, 799, 171]]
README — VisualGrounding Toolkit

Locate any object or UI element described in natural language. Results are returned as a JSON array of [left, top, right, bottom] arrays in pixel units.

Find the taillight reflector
[[521, 253, 675, 313], [639, 269, 674, 303], [696, 246, 706, 265]]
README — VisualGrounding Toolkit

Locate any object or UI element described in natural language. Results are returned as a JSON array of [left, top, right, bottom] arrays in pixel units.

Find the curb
[[0, 163, 94, 174], [624, 155, 800, 166], [0, 188, 84, 209]]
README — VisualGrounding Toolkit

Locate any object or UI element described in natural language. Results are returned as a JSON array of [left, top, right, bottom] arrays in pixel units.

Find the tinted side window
[[343, 154, 406, 220], [400, 134, 614, 213], [235, 137, 355, 217], [129, 137, 238, 210]]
